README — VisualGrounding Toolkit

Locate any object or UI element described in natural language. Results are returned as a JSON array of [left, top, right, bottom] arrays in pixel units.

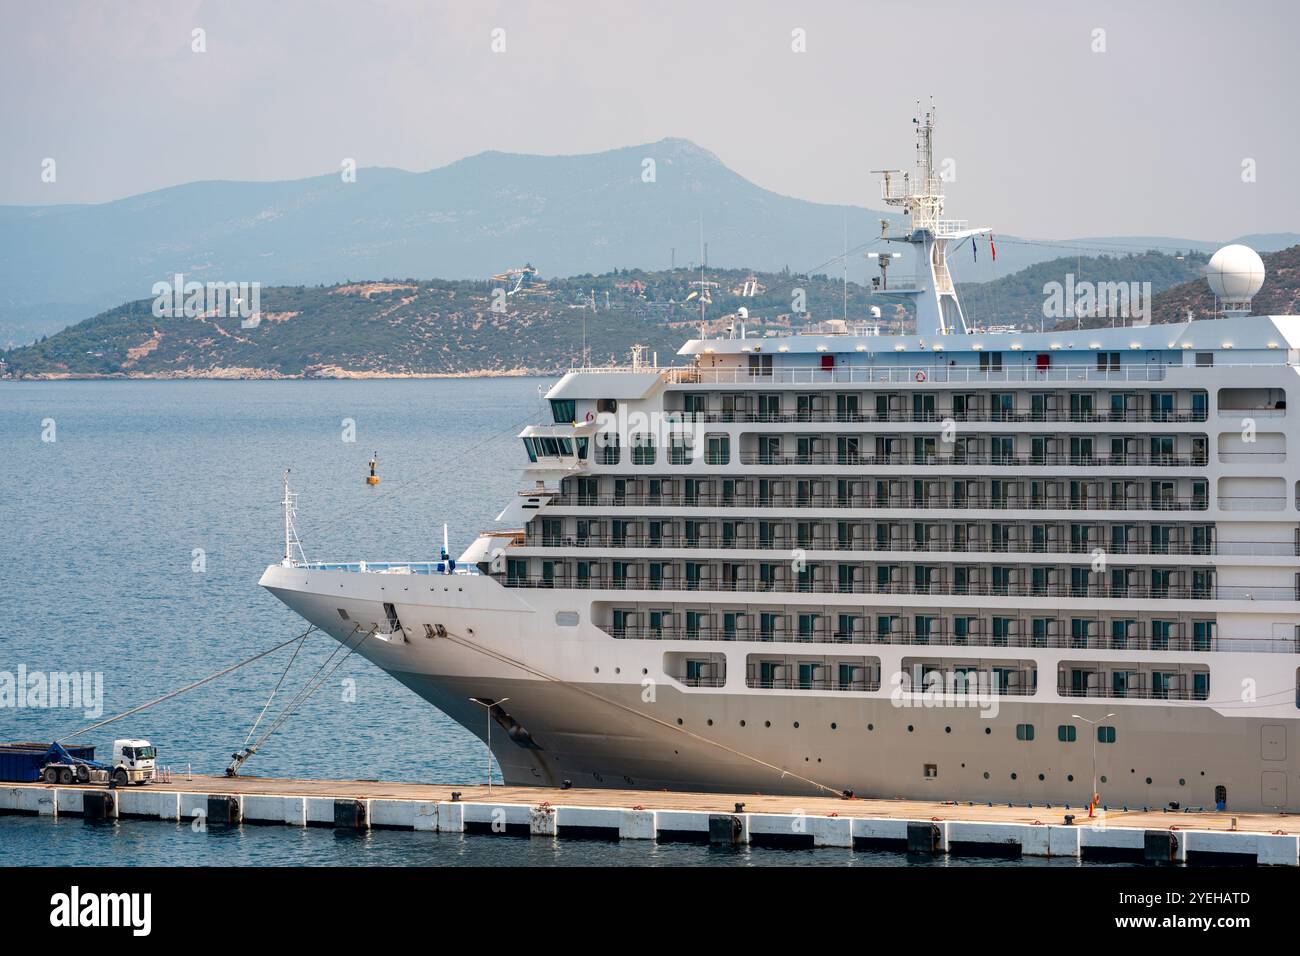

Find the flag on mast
[[989, 234, 997, 262]]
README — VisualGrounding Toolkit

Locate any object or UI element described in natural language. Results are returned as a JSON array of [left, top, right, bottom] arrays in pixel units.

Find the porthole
[[1010, 773, 1018, 780], [1100, 775, 1108, 784], [1037, 773, 1045, 781], [907, 724, 914, 733], [983, 772, 990, 779], [867, 723, 874, 731], [1067, 774, 1074, 782], [793, 721, 800, 729], [984, 727, 992, 735], [764, 720, 771, 728], [706, 719, 713, 727], [830, 722, 837, 730], [1179, 778, 1186, 786], [1145, 777, 1152, 785], [594, 667, 600, 673], [676, 718, 683, 725], [739, 720, 746, 727], [944, 726, 951, 734]]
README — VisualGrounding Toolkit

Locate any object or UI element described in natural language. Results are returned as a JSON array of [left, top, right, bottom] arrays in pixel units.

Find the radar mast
[[871, 102, 990, 336]]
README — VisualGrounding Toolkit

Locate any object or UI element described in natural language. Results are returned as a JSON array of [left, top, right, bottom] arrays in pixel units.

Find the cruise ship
[[261, 113, 1300, 812]]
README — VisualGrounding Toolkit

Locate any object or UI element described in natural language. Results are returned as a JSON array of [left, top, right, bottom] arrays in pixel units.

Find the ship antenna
[[699, 214, 706, 336], [281, 469, 306, 567], [870, 102, 989, 337]]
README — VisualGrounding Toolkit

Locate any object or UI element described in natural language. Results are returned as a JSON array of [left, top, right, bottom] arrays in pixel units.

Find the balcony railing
[[548, 492, 1211, 512], [301, 561, 480, 575], [670, 673, 727, 688], [1056, 685, 1209, 701], [504, 575, 1289, 602], [661, 365, 1171, 385], [523, 534, 1289, 558], [603, 626, 1295, 654], [737, 452, 1209, 468], [665, 408, 1209, 425], [745, 677, 884, 692]]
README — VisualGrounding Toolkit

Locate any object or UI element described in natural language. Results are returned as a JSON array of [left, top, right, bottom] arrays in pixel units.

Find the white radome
[[1206, 244, 1266, 301]]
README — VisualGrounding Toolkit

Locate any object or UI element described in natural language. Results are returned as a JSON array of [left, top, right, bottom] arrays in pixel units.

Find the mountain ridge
[[12, 247, 1298, 381]]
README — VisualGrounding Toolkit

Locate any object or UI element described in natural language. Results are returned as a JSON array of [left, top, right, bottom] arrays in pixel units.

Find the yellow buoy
[[367, 452, 380, 485]]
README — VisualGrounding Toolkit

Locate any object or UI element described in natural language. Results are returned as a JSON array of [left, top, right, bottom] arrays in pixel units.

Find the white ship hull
[[262, 565, 1300, 810]]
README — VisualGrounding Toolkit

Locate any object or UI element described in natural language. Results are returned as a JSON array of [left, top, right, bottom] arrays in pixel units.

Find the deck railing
[[503, 575, 1292, 602], [736, 451, 1209, 468], [521, 534, 1291, 557], [546, 492, 1212, 512], [661, 408, 1210, 425]]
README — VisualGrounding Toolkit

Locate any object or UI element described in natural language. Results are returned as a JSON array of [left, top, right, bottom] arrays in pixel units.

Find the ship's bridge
[[518, 421, 598, 476]]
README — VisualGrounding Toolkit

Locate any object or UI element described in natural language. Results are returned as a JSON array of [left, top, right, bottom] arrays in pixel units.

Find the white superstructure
[[262, 116, 1300, 812]]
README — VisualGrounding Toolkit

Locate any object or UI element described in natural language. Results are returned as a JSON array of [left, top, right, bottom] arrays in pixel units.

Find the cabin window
[[706, 434, 730, 465], [549, 399, 577, 423], [631, 434, 656, 465], [598, 432, 620, 464], [1058, 724, 1077, 742], [923, 764, 938, 779], [1016, 723, 1034, 741], [682, 393, 707, 414], [1097, 725, 1116, 744], [668, 434, 692, 465]]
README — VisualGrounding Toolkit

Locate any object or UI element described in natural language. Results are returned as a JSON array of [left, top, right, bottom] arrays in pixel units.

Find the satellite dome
[[1206, 244, 1265, 302]]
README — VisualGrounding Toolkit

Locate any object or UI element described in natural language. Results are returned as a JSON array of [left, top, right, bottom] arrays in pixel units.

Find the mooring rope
[[57, 625, 318, 743], [245, 625, 376, 755], [242, 627, 314, 748]]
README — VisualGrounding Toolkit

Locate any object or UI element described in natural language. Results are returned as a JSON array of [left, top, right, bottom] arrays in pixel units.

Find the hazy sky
[[2, 0, 1296, 239]]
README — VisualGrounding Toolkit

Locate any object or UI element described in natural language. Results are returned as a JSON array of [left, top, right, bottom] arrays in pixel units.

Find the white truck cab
[[112, 738, 156, 785]]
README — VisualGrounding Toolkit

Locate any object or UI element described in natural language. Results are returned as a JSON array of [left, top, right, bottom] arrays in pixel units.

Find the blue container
[[0, 743, 96, 782]]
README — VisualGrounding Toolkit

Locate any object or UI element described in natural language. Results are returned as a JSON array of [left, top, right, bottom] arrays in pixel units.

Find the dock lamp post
[[469, 697, 509, 793], [1072, 713, 1116, 817]]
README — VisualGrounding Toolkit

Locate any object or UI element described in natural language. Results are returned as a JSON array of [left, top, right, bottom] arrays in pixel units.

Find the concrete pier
[[3, 775, 1296, 865]]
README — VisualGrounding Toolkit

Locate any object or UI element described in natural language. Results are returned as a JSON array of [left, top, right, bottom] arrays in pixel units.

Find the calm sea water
[[0, 379, 1121, 867]]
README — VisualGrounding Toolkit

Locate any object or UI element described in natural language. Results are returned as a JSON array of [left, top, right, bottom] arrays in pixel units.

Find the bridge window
[[549, 399, 576, 423]]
